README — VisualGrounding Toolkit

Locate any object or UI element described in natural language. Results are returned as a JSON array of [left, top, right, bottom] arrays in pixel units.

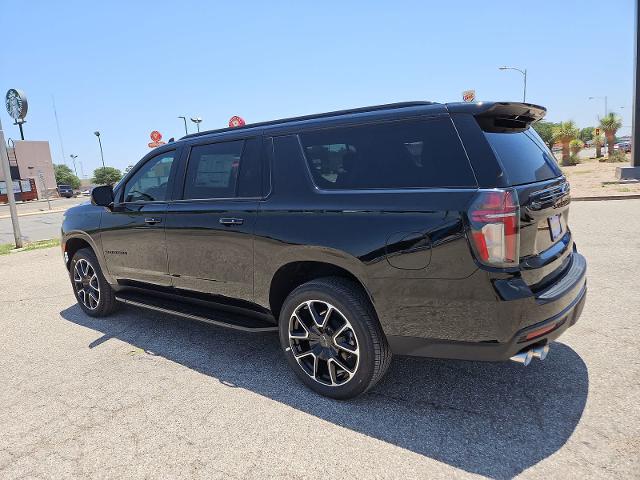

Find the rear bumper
[[388, 253, 587, 361]]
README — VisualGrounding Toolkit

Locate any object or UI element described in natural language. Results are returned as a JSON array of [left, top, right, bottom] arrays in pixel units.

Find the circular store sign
[[5, 89, 28, 120], [229, 116, 246, 128]]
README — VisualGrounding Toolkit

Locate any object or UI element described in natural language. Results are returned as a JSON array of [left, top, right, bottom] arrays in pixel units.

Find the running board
[[115, 291, 278, 333]]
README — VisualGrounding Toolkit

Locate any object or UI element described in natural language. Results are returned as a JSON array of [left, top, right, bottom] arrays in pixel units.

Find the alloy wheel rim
[[288, 300, 360, 386], [73, 259, 100, 310]]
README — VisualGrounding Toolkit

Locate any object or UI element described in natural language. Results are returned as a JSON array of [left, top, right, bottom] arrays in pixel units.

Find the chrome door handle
[[219, 217, 244, 226], [144, 217, 162, 225]]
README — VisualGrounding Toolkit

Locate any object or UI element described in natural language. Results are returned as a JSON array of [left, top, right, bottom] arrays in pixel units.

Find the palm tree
[[599, 113, 623, 156], [553, 121, 579, 166], [593, 133, 604, 158]]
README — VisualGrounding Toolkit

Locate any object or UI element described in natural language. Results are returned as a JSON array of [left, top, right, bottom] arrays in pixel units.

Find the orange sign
[[148, 130, 166, 148], [462, 90, 476, 102]]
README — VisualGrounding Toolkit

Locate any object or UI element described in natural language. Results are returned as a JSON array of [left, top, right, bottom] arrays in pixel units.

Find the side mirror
[[91, 185, 114, 207]]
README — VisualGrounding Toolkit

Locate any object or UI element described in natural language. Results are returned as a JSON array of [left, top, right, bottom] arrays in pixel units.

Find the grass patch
[[0, 238, 60, 255]]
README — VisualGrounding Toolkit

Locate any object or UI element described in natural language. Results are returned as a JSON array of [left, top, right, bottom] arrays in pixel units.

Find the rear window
[[299, 117, 476, 190], [484, 129, 561, 185]]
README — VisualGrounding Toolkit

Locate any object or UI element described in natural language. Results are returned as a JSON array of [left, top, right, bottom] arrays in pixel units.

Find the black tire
[[278, 277, 392, 399], [69, 248, 118, 317]]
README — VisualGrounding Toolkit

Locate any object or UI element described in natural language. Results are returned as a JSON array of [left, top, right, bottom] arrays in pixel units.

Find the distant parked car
[[614, 142, 631, 153], [57, 184, 74, 198], [81, 189, 92, 196]]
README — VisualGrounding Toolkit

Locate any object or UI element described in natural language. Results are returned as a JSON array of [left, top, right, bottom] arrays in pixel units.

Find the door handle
[[219, 217, 244, 226], [144, 217, 162, 225]]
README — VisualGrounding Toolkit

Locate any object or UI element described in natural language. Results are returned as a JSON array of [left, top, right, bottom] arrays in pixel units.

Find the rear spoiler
[[446, 102, 547, 133]]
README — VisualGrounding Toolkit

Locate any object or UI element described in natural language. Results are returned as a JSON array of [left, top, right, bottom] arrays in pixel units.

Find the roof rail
[[181, 101, 437, 140]]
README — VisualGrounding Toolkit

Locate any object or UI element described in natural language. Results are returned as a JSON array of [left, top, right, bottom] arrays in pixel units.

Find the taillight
[[468, 189, 520, 267]]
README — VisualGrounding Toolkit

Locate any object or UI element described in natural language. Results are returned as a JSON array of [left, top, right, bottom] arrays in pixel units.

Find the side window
[[183, 141, 243, 199], [123, 151, 176, 202], [237, 138, 262, 197], [183, 139, 262, 199], [299, 118, 476, 189]]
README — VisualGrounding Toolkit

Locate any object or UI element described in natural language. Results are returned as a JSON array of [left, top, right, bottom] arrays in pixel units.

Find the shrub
[[606, 150, 627, 163]]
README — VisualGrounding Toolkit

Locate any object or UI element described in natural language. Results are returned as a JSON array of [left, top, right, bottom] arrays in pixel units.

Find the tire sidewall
[[278, 281, 378, 399], [69, 249, 112, 317]]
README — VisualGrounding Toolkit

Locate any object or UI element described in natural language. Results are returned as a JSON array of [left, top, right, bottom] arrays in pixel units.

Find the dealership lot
[[0, 200, 638, 479]]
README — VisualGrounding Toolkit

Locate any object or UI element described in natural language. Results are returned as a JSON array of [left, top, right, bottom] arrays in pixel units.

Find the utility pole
[[0, 117, 23, 247], [619, 0, 640, 179]]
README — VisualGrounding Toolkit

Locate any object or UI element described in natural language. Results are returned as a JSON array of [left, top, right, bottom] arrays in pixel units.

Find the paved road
[[0, 200, 638, 479], [0, 197, 86, 244]]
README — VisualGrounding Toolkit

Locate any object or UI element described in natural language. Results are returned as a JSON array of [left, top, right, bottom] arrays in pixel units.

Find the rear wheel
[[279, 277, 391, 399], [70, 248, 117, 317]]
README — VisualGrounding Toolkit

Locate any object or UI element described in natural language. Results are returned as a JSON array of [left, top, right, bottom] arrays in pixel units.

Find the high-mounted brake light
[[468, 189, 519, 267]]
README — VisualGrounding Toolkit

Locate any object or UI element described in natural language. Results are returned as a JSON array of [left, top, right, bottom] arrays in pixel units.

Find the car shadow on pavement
[[60, 304, 588, 479]]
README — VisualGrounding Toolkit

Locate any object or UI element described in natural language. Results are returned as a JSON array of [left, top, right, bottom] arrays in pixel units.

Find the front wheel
[[279, 277, 391, 399], [70, 248, 117, 317]]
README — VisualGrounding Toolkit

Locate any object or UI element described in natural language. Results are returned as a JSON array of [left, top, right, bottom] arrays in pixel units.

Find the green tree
[[92, 167, 123, 185], [53, 164, 81, 189], [552, 121, 579, 166], [533, 121, 558, 150], [599, 113, 623, 156], [578, 127, 594, 143]]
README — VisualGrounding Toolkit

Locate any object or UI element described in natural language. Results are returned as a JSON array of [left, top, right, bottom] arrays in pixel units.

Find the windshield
[[484, 128, 561, 186]]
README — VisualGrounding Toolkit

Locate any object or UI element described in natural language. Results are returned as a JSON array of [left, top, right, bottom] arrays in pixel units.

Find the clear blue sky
[[0, 0, 634, 177]]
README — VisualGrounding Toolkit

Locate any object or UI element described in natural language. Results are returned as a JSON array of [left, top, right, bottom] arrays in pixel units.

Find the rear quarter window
[[299, 117, 476, 189], [484, 129, 561, 186]]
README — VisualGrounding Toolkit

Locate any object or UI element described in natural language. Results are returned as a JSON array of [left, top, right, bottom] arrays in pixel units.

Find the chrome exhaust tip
[[510, 349, 533, 366], [532, 344, 550, 361]]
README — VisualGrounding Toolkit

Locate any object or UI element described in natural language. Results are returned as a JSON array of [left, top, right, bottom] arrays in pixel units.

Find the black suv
[[62, 101, 587, 399]]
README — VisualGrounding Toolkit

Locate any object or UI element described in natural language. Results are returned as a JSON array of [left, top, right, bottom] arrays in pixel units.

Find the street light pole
[[94, 131, 106, 173], [588, 96, 608, 118], [178, 116, 188, 135], [0, 117, 23, 248], [499, 66, 527, 102], [70, 154, 78, 177], [190, 117, 202, 133]]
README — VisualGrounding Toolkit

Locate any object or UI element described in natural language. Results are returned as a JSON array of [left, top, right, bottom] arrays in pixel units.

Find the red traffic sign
[[462, 90, 476, 102], [229, 116, 246, 128], [150, 130, 163, 142]]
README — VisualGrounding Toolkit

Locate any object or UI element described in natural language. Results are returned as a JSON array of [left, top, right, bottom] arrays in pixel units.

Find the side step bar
[[115, 292, 278, 333]]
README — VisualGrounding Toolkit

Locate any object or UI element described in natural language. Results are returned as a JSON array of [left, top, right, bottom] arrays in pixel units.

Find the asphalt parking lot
[[0, 199, 638, 479]]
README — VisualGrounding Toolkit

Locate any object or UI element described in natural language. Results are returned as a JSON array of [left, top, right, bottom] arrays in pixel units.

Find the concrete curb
[[0, 208, 67, 220], [572, 194, 640, 202]]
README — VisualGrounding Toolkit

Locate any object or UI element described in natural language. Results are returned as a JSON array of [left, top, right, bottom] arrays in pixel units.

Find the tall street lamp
[[178, 116, 188, 135], [190, 117, 203, 132], [499, 66, 527, 102], [70, 154, 78, 177], [588, 96, 608, 118], [94, 131, 106, 173]]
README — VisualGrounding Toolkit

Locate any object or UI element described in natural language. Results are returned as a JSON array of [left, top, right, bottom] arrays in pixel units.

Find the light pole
[[190, 117, 202, 132], [70, 154, 78, 177], [94, 131, 106, 175], [588, 96, 608, 119], [499, 66, 527, 102], [178, 116, 188, 135], [0, 117, 23, 247]]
